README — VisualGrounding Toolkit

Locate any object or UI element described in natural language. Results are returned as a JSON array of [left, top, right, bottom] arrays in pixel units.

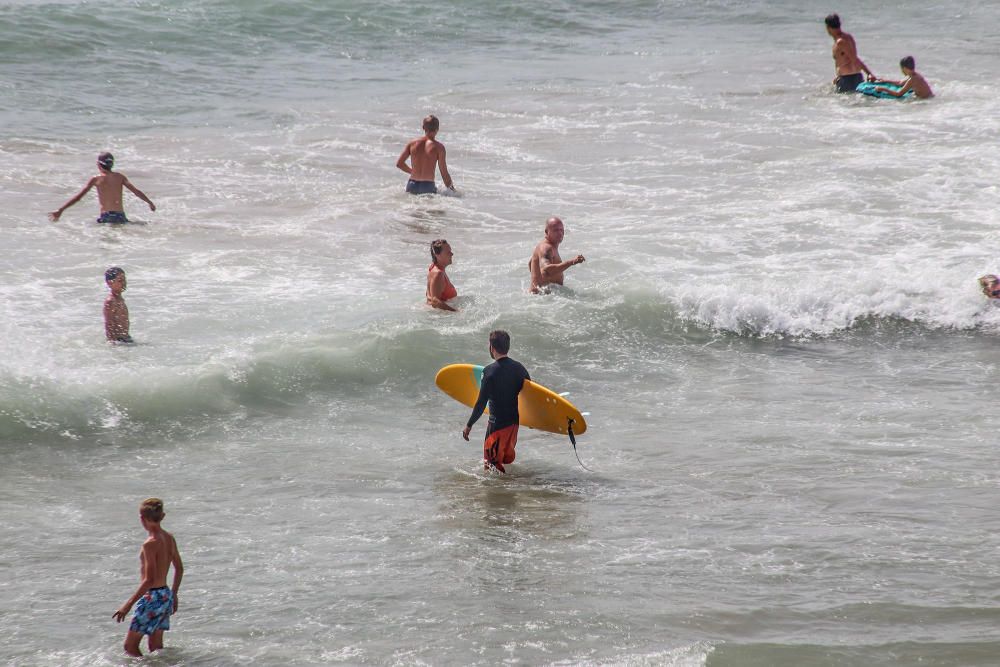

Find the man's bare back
[[140, 529, 179, 589], [396, 115, 454, 194], [404, 137, 446, 182]]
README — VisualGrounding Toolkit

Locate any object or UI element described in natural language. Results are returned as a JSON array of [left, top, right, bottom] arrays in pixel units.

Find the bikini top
[[428, 264, 457, 301]]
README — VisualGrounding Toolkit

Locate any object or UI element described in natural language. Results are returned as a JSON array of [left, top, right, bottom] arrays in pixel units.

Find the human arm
[[123, 177, 155, 211], [396, 144, 412, 174], [170, 536, 183, 612], [858, 57, 875, 81], [113, 543, 157, 622], [437, 145, 454, 190], [49, 177, 96, 221], [464, 376, 491, 439], [540, 251, 585, 279], [428, 295, 457, 312], [876, 78, 913, 98]]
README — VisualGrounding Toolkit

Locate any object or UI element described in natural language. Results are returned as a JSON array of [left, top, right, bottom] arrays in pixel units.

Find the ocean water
[[3, 0, 1000, 665]]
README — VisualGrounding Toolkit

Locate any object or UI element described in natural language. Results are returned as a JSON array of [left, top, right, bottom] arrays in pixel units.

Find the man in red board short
[[462, 330, 530, 473]]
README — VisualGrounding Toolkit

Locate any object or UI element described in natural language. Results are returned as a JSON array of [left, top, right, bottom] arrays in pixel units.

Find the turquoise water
[[3, 1, 1000, 665]]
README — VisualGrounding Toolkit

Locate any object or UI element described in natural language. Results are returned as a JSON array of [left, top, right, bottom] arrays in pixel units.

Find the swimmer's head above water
[[139, 497, 165, 523], [430, 238, 453, 268], [97, 152, 114, 172], [979, 274, 1000, 298], [422, 115, 439, 135]]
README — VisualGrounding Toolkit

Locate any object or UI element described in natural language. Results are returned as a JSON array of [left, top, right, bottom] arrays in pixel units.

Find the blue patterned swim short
[[130, 587, 172, 635], [97, 211, 129, 224]]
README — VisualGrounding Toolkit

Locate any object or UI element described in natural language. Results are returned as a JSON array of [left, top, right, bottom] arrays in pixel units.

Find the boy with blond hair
[[113, 498, 184, 657]]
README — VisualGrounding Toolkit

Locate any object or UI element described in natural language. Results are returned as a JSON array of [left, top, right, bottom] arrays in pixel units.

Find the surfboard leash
[[567, 418, 593, 472]]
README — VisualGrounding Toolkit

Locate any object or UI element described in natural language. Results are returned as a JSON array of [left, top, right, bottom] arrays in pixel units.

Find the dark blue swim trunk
[[97, 211, 129, 224], [835, 72, 865, 93], [405, 180, 437, 195]]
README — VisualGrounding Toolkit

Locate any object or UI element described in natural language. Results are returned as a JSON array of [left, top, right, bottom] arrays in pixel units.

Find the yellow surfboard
[[435, 363, 587, 437]]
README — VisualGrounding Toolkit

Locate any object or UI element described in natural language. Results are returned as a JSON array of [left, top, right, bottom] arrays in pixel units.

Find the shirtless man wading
[[49, 152, 156, 223], [396, 115, 455, 195], [529, 216, 585, 293], [825, 13, 875, 93]]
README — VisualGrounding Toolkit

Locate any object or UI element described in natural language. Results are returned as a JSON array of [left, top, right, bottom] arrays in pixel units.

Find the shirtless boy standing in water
[[396, 115, 455, 195], [49, 152, 155, 223], [104, 267, 132, 343], [113, 498, 183, 657], [529, 217, 585, 293], [825, 13, 875, 93]]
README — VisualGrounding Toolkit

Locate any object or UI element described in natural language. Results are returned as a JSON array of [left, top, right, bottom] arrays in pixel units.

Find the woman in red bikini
[[427, 239, 458, 311]]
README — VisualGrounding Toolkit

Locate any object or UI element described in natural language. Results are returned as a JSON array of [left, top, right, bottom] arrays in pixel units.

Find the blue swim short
[[835, 72, 865, 93], [405, 179, 437, 195], [130, 587, 172, 635], [97, 211, 129, 224]]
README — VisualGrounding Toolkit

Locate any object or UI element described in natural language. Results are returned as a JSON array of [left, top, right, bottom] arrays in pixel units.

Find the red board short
[[484, 422, 518, 473]]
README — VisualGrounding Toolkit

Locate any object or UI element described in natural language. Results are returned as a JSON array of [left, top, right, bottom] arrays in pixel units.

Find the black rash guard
[[466, 357, 530, 431]]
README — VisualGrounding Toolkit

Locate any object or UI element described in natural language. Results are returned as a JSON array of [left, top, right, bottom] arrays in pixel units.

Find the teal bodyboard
[[856, 81, 913, 99]]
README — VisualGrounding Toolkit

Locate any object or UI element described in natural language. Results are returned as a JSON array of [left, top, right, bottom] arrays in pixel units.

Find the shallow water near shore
[[3, 0, 1000, 665]]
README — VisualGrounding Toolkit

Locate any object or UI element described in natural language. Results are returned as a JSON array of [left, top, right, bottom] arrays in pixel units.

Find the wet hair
[[489, 330, 511, 355], [900, 56, 915, 70], [824, 14, 841, 29], [139, 498, 165, 522], [422, 115, 440, 133], [105, 266, 125, 282], [97, 152, 114, 171], [430, 239, 449, 265]]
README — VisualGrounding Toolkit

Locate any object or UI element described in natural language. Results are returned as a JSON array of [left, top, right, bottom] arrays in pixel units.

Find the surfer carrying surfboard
[[462, 330, 530, 473], [529, 217, 585, 293]]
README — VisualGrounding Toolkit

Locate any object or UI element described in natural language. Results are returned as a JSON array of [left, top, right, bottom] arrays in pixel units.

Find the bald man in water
[[528, 217, 585, 293]]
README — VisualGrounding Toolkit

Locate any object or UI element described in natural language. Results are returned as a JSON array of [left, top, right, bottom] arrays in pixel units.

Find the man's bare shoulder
[[96, 172, 125, 187], [144, 529, 174, 549]]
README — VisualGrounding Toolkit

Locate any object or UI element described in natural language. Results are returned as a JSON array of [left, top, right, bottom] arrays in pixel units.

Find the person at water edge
[[427, 239, 458, 312], [104, 267, 133, 343], [529, 216, 585, 293], [112, 498, 184, 657], [874, 56, 934, 99], [49, 152, 156, 223], [979, 275, 1000, 299], [825, 13, 875, 93], [396, 115, 455, 195], [463, 330, 530, 473]]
